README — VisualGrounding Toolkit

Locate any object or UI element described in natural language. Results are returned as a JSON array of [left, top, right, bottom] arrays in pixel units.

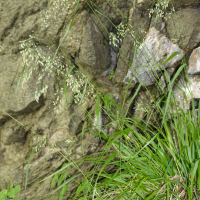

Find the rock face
[[0, 0, 200, 199], [188, 47, 200, 75], [123, 27, 184, 87], [172, 47, 200, 113]]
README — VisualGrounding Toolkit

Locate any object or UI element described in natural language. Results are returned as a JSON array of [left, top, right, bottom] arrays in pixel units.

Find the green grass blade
[[78, 80, 88, 105], [15, 62, 26, 94], [65, 66, 75, 77], [50, 174, 59, 189], [53, 0, 80, 61], [57, 172, 67, 187], [124, 83, 142, 119], [162, 63, 186, 125], [25, 147, 38, 191]]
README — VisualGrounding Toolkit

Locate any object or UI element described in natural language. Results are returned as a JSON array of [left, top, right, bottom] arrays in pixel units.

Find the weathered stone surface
[[135, 0, 157, 10], [0, 0, 200, 199], [135, 0, 199, 11], [168, 0, 200, 9], [188, 47, 200, 75], [0, 95, 100, 199], [171, 75, 200, 114], [0, 52, 55, 121], [165, 7, 200, 53], [123, 27, 184, 86], [75, 16, 110, 78], [188, 77, 200, 99]]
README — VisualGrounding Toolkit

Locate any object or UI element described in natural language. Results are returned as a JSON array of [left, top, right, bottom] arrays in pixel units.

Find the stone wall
[[0, 0, 200, 199]]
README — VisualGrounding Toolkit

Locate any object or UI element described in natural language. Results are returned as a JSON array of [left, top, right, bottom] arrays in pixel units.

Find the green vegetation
[[0, 181, 21, 200], [109, 71, 115, 80], [2, 0, 200, 199]]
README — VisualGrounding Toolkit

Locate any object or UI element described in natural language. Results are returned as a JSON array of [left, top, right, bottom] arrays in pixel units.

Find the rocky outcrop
[[0, 0, 200, 199], [172, 47, 200, 113], [123, 27, 184, 87], [165, 7, 200, 53]]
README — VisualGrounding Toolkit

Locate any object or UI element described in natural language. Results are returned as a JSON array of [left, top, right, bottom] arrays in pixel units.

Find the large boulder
[[123, 27, 184, 87]]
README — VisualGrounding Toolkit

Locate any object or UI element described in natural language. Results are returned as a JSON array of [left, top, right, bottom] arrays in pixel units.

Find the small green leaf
[[8, 188, 15, 198], [61, 163, 68, 169], [7, 185, 21, 198], [14, 185, 21, 194], [50, 174, 59, 188], [0, 189, 8, 200], [74, 179, 89, 199], [57, 172, 67, 187], [59, 184, 68, 200], [65, 66, 75, 77], [109, 71, 115, 80], [10, 180, 13, 190]]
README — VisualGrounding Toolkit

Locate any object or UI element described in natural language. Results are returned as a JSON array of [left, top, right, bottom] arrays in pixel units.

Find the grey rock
[[188, 47, 200, 75], [124, 27, 184, 86], [135, 0, 157, 10], [0, 0, 200, 199]]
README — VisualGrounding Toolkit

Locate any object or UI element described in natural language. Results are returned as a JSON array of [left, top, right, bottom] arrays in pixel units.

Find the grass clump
[[77, 93, 200, 199]]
